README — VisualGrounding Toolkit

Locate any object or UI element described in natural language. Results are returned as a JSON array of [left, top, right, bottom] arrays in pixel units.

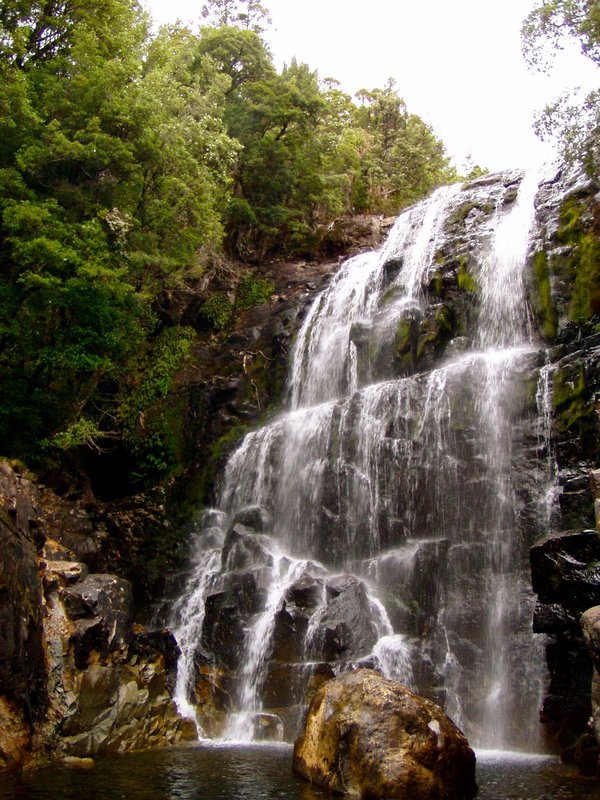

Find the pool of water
[[1, 744, 599, 799]]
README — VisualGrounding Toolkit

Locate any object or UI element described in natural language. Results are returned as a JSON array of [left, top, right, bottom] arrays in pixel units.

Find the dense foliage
[[0, 0, 457, 486], [522, 0, 599, 174]]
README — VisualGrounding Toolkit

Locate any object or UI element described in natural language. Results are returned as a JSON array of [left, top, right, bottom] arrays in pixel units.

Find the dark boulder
[[220, 524, 275, 571], [315, 575, 378, 661], [230, 506, 271, 533], [530, 530, 600, 611], [61, 574, 133, 661]]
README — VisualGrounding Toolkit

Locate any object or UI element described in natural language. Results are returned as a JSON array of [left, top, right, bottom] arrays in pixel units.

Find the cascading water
[[172, 169, 556, 751]]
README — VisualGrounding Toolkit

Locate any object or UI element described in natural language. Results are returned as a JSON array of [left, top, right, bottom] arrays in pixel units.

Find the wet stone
[[285, 574, 324, 610], [220, 524, 275, 571], [230, 506, 271, 533]]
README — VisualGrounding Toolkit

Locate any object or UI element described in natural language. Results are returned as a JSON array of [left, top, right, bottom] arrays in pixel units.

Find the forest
[[0, 0, 596, 490]]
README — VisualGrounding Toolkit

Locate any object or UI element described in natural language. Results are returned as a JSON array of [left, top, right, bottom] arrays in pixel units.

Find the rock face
[[580, 607, 600, 772], [0, 461, 194, 771], [530, 529, 600, 765], [525, 165, 600, 769], [293, 669, 476, 800]]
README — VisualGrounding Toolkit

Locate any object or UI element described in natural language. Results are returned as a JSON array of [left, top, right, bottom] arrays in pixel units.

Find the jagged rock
[[533, 602, 581, 633], [61, 574, 133, 659], [59, 659, 193, 757], [293, 669, 477, 800], [220, 524, 274, 571], [0, 464, 47, 726], [285, 574, 324, 610], [530, 530, 600, 612], [43, 560, 88, 591], [317, 575, 378, 661], [318, 214, 387, 257]]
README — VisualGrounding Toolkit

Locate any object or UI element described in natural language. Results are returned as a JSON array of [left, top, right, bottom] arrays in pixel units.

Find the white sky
[[144, 0, 598, 172]]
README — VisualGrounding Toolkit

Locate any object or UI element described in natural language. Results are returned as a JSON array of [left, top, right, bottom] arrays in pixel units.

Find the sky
[[144, 0, 598, 172]]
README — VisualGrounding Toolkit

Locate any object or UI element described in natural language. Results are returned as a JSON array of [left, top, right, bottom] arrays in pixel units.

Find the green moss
[[554, 196, 600, 323], [431, 270, 444, 296], [552, 364, 597, 458], [447, 200, 494, 230], [457, 257, 477, 293], [395, 318, 413, 356], [416, 305, 456, 359], [382, 286, 403, 305], [530, 250, 558, 340]]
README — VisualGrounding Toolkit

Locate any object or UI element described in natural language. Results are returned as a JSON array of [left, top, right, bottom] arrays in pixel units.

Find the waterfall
[[172, 169, 554, 752]]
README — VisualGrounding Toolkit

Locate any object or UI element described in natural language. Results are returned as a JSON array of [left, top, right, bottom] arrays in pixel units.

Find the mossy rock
[[457, 257, 477, 294], [552, 362, 598, 461], [528, 250, 558, 341], [552, 196, 600, 324]]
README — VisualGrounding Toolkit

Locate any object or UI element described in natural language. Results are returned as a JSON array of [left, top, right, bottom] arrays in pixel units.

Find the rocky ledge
[[0, 461, 195, 772]]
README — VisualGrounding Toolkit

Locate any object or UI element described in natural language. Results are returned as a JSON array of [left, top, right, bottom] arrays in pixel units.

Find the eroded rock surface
[[293, 669, 476, 800], [0, 461, 194, 771]]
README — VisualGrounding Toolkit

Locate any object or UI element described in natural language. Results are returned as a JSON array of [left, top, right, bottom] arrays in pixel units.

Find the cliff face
[[525, 168, 600, 769], [0, 462, 196, 770], [0, 171, 598, 771], [0, 217, 387, 770]]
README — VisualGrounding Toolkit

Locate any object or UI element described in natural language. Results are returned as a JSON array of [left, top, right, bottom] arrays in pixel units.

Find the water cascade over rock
[[172, 169, 563, 750]]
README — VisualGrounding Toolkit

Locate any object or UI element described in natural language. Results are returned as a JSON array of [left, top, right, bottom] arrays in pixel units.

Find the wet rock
[[316, 575, 378, 661], [220, 524, 274, 571], [581, 606, 600, 766], [0, 464, 47, 724], [201, 592, 245, 670], [530, 530, 600, 612], [533, 603, 581, 633], [590, 471, 600, 501], [230, 506, 270, 533], [253, 712, 283, 741], [61, 575, 133, 658], [285, 574, 324, 610], [293, 669, 477, 800], [270, 605, 309, 663]]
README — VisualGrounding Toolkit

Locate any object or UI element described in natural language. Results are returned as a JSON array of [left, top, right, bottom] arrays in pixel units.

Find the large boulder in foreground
[[293, 669, 476, 800]]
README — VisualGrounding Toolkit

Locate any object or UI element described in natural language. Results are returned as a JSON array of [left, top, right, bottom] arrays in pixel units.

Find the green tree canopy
[[523, 0, 600, 174]]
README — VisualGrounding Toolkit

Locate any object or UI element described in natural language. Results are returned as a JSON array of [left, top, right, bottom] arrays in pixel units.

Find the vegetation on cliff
[[0, 0, 457, 488]]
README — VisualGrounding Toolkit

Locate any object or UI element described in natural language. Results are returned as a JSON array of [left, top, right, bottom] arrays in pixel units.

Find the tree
[[522, 0, 599, 174], [353, 79, 455, 213], [0, 4, 238, 478], [200, 0, 271, 32]]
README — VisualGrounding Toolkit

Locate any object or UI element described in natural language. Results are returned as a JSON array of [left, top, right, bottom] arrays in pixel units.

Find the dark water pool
[[1, 744, 599, 799]]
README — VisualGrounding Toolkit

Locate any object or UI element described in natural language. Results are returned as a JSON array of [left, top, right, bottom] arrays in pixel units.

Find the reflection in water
[[1, 746, 599, 800]]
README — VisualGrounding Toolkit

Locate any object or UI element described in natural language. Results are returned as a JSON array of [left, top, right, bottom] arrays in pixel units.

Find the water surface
[[1, 745, 600, 800]]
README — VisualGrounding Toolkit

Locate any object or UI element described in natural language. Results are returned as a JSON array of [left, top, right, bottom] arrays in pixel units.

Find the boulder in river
[[293, 668, 476, 800]]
